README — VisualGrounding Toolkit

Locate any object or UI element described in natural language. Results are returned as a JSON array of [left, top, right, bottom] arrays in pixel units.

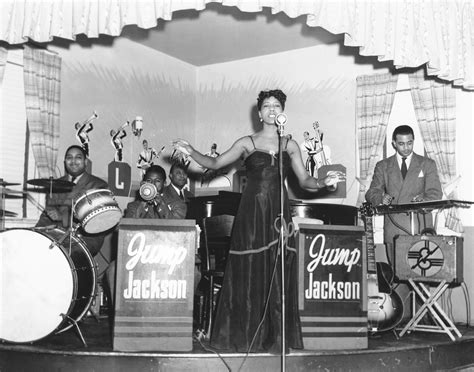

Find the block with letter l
[[113, 218, 196, 352]]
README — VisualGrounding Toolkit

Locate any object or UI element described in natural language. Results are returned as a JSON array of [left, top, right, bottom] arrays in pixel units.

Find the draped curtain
[[408, 69, 462, 233], [356, 73, 398, 206], [23, 46, 61, 178], [0, 0, 473, 89]]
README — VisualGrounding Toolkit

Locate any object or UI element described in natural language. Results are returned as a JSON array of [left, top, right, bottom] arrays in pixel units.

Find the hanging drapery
[[356, 72, 398, 207], [0, 0, 473, 89], [0, 47, 7, 84], [23, 45, 61, 179], [408, 69, 462, 233]]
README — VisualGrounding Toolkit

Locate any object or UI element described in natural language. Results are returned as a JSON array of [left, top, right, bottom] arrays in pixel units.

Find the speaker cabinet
[[394, 235, 463, 284]]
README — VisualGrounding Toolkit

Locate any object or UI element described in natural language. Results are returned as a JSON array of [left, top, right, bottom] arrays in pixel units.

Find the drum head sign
[[113, 219, 196, 352]]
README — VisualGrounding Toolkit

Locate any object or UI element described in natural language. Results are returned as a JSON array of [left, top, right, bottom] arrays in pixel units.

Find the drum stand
[[398, 279, 462, 341], [55, 205, 97, 347], [60, 313, 88, 347]]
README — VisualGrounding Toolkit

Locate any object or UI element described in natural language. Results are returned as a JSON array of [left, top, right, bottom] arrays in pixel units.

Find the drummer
[[36, 145, 109, 256]]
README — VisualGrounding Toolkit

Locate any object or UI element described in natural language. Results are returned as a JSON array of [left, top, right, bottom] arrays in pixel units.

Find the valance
[[1, 0, 473, 89]]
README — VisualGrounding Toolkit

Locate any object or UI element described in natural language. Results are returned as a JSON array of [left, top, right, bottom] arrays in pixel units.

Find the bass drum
[[0, 228, 96, 343]]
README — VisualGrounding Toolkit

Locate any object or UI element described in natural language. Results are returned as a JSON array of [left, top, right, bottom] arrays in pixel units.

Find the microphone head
[[139, 182, 157, 201], [275, 113, 287, 126]]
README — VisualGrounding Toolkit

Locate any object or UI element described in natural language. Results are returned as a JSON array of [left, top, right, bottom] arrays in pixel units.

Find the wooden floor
[[1, 313, 474, 372]]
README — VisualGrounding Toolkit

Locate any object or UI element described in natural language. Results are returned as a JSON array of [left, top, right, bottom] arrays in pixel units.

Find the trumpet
[[119, 121, 130, 130], [77, 111, 98, 128]]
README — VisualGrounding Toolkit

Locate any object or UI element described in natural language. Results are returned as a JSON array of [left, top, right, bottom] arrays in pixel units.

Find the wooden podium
[[298, 224, 368, 350], [113, 219, 197, 352]]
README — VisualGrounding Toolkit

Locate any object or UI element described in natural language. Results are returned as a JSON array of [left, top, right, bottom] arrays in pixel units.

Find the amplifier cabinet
[[394, 235, 463, 284]]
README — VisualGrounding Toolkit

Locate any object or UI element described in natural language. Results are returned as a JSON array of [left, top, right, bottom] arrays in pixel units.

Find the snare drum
[[73, 189, 122, 234], [0, 228, 96, 343]]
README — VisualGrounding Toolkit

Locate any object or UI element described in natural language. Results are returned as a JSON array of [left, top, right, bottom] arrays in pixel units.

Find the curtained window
[[408, 69, 462, 233], [356, 72, 398, 207], [23, 45, 61, 179]]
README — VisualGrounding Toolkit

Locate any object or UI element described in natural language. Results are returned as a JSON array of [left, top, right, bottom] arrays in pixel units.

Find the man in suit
[[125, 165, 186, 219], [105, 165, 187, 310], [163, 162, 194, 203], [365, 125, 443, 265], [36, 145, 110, 256]]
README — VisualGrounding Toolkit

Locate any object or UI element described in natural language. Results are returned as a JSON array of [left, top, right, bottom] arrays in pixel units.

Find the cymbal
[[27, 178, 74, 189], [0, 209, 17, 217], [0, 180, 20, 187]]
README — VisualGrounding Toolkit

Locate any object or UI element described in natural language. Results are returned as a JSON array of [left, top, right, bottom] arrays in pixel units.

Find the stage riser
[[3, 343, 474, 372]]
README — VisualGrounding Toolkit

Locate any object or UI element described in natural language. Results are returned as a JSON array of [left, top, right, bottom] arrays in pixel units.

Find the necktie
[[179, 190, 184, 200], [71, 176, 76, 184], [401, 157, 407, 179]]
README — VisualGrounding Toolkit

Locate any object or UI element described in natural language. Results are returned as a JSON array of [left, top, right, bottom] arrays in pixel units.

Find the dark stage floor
[[1, 314, 474, 372]]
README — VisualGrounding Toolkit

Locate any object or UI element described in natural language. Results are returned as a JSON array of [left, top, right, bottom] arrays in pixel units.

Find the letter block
[[108, 161, 131, 197], [297, 224, 367, 350], [113, 218, 197, 351]]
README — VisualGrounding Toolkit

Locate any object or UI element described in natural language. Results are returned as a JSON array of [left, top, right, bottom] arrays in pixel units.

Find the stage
[[1, 314, 474, 372]]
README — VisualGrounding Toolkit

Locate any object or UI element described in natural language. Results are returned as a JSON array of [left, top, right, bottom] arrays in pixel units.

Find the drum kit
[[0, 177, 122, 345]]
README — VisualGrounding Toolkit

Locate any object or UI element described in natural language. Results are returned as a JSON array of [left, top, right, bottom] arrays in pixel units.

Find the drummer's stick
[[68, 199, 74, 255], [26, 192, 45, 214]]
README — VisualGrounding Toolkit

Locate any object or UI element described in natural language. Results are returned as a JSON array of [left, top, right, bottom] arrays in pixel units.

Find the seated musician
[[163, 162, 194, 203], [35, 145, 109, 256], [104, 165, 187, 309], [126, 165, 187, 219]]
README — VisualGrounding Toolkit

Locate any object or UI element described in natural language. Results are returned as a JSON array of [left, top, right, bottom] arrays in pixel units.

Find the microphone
[[139, 182, 157, 202], [275, 113, 287, 136]]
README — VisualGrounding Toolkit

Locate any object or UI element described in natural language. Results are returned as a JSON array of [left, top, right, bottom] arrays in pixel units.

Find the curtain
[[0, 1, 473, 89], [0, 47, 7, 84], [23, 46, 61, 179], [408, 69, 462, 233], [356, 73, 398, 207]]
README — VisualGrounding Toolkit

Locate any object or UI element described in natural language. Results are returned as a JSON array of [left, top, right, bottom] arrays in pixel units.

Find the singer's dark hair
[[65, 145, 87, 159], [144, 165, 166, 181], [392, 125, 414, 141], [257, 89, 287, 111]]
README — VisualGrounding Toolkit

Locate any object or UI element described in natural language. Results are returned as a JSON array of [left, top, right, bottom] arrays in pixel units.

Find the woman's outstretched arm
[[172, 137, 250, 170]]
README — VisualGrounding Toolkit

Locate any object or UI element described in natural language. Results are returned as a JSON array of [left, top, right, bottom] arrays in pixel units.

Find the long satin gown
[[210, 137, 303, 353]]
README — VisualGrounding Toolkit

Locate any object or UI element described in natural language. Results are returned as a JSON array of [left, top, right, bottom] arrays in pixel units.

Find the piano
[[290, 201, 359, 226], [186, 192, 359, 227], [186, 191, 242, 225]]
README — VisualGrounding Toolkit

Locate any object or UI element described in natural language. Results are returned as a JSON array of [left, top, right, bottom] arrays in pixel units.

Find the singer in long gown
[[210, 136, 301, 352], [172, 89, 345, 353]]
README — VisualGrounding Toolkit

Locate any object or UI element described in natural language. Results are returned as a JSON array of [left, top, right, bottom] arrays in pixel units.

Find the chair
[[200, 214, 234, 337]]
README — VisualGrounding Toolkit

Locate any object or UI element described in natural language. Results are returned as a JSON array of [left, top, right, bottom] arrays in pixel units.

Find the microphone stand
[[277, 119, 286, 372]]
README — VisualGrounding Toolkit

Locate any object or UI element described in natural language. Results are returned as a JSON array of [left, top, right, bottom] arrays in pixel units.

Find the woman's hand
[[322, 170, 345, 188], [172, 139, 193, 156]]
